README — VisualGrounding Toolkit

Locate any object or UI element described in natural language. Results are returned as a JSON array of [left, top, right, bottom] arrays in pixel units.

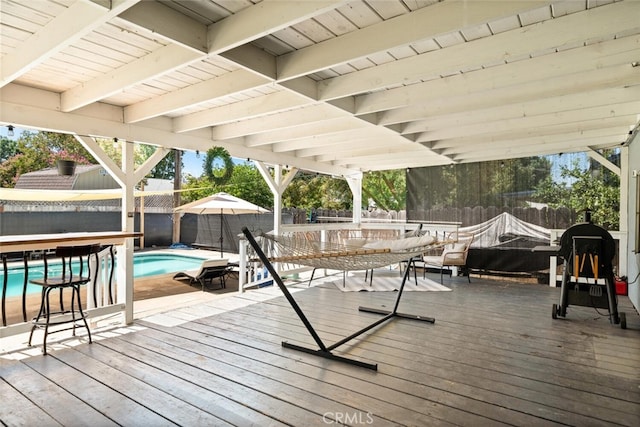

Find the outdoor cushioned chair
[[419, 232, 474, 284], [173, 258, 232, 290]]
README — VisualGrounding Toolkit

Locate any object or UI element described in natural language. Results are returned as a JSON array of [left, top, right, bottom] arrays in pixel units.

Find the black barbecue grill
[[552, 213, 626, 329]]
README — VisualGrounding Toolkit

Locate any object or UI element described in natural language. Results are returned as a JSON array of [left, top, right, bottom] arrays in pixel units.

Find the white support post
[[239, 238, 247, 293], [119, 140, 135, 324], [346, 173, 363, 224]]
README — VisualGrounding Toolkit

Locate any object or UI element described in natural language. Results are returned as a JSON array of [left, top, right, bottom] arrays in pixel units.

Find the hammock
[[241, 227, 439, 371], [249, 232, 443, 271]]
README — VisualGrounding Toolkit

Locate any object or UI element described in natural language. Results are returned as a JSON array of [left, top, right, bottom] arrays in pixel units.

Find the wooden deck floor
[[1, 273, 639, 426]]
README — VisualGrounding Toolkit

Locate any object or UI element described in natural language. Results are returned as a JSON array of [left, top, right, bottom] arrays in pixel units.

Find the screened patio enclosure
[[0, 0, 639, 312]]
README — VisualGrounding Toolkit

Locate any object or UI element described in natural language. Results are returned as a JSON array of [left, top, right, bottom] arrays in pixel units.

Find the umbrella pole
[[220, 210, 224, 258]]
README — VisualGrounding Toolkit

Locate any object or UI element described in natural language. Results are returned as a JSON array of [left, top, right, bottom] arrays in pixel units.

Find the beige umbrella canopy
[[174, 192, 270, 257]]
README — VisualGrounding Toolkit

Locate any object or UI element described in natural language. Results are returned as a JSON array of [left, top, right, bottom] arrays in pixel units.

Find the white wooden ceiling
[[1, 0, 639, 177]]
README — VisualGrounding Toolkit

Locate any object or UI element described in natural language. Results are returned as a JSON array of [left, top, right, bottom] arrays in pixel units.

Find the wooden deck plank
[[72, 340, 284, 427], [285, 283, 640, 378], [186, 295, 637, 426], [159, 318, 553, 427], [2, 275, 638, 426], [20, 355, 177, 426], [136, 321, 484, 427], [110, 327, 431, 427], [0, 367, 63, 427], [196, 280, 635, 424], [1, 358, 117, 426], [49, 348, 235, 426]]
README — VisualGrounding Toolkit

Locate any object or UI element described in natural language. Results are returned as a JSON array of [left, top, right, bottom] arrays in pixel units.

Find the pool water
[[1, 252, 206, 298]]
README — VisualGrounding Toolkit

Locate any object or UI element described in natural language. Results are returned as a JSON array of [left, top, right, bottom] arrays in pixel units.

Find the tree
[[0, 131, 93, 187], [533, 153, 620, 229], [0, 136, 18, 161], [224, 163, 272, 209], [284, 173, 352, 210], [180, 161, 273, 209], [284, 173, 325, 209], [137, 144, 175, 179], [410, 156, 553, 210], [362, 170, 405, 211]]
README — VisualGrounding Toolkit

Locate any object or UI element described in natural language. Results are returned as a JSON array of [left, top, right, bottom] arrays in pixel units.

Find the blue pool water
[[1, 253, 206, 298]]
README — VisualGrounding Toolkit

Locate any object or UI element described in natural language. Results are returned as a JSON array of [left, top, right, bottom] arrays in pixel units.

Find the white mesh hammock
[[249, 232, 444, 271]]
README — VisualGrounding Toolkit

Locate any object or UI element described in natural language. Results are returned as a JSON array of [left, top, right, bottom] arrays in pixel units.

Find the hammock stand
[[241, 227, 440, 371]]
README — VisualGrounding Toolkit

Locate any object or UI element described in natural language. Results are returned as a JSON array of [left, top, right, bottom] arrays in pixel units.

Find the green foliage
[[533, 155, 619, 229], [95, 139, 177, 179], [180, 175, 215, 203], [0, 131, 94, 187], [224, 163, 272, 209], [204, 147, 233, 185], [181, 161, 272, 209], [0, 137, 18, 161], [138, 144, 175, 179], [283, 173, 352, 210], [362, 170, 405, 211], [283, 174, 325, 208], [412, 157, 553, 209]]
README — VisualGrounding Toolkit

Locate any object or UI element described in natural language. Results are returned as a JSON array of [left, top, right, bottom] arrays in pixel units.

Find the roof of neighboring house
[[15, 164, 105, 190]]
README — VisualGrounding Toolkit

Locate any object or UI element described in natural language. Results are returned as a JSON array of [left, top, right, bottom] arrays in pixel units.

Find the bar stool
[[28, 244, 100, 354]]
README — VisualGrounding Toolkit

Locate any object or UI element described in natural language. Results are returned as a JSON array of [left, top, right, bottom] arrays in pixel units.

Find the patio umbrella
[[174, 192, 270, 257]]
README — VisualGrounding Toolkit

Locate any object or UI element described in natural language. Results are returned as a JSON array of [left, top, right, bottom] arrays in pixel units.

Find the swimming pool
[[1, 252, 206, 298]]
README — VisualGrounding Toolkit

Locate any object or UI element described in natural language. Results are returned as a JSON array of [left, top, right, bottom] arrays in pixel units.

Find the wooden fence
[[302, 206, 578, 229]]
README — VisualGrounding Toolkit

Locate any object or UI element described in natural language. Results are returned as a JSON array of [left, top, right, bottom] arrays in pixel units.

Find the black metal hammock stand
[[241, 227, 439, 371]]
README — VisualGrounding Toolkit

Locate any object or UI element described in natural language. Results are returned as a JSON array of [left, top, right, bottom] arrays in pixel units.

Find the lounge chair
[[173, 258, 232, 290]]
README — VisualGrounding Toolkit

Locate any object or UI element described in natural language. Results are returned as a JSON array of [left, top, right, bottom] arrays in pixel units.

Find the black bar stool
[[28, 244, 101, 354]]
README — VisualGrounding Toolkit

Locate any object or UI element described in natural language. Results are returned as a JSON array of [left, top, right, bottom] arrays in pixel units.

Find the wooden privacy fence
[[303, 206, 578, 230]]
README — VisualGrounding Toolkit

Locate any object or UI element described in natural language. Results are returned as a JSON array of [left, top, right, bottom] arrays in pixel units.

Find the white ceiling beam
[[173, 90, 308, 133], [314, 142, 439, 162], [0, 83, 356, 176], [277, 0, 551, 80], [62, 0, 342, 115], [0, 0, 140, 87], [416, 103, 640, 142], [208, 0, 346, 53], [331, 149, 440, 167], [401, 86, 640, 133], [442, 134, 625, 159], [364, 34, 640, 117], [430, 126, 632, 151], [451, 137, 624, 162], [380, 63, 640, 127], [319, 0, 639, 101], [219, 44, 277, 80], [278, 130, 386, 154], [243, 117, 372, 147], [211, 104, 347, 140], [124, 69, 270, 123], [117, 1, 207, 53], [61, 44, 203, 112], [426, 116, 633, 149]]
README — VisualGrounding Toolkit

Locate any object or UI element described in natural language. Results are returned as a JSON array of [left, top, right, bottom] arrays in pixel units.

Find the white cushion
[[344, 238, 367, 248], [443, 242, 467, 261], [363, 234, 435, 251]]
